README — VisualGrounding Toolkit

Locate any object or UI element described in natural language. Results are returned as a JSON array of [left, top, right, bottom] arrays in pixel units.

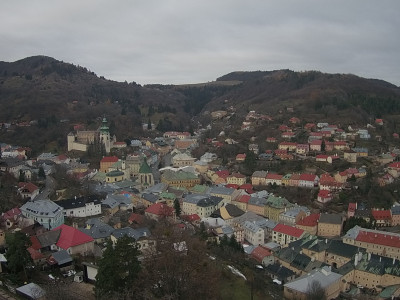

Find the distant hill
[[1, 56, 400, 154]]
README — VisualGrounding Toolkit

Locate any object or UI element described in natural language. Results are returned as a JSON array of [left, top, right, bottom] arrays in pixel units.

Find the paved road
[[34, 175, 55, 200]]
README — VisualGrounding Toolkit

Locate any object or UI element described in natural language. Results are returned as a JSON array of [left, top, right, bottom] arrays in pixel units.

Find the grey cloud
[[0, 0, 399, 85]]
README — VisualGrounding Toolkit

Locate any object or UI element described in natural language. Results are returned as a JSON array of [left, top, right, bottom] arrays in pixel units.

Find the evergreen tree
[[5, 231, 33, 279], [244, 150, 257, 172], [38, 167, 46, 179], [95, 237, 141, 298], [174, 199, 181, 217], [18, 170, 25, 182]]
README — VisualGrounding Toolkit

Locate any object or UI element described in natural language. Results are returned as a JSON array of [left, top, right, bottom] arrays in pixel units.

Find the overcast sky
[[1, 1, 399, 86]]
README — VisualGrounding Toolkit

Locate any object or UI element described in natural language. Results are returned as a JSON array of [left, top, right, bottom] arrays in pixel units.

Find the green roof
[[191, 184, 209, 194], [139, 161, 152, 174], [162, 170, 199, 181], [106, 170, 124, 177], [160, 192, 176, 200], [379, 285, 400, 298]]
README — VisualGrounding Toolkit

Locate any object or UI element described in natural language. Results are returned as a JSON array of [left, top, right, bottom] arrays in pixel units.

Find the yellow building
[[317, 213, 343, 237], [161, 170, 200, 189]]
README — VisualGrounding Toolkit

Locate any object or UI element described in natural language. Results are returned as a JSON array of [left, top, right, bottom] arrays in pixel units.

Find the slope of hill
[[1, 56, 400, 154]]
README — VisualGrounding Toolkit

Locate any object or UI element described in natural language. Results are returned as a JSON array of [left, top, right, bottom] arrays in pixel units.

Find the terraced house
[[161, 170, 200, 188]]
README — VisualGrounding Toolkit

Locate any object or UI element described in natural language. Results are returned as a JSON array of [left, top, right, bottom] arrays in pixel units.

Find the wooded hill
[[0, 56, 399, 154]]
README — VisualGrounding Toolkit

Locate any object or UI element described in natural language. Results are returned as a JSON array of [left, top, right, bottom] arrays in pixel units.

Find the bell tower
[[99, 117, 111, 154]]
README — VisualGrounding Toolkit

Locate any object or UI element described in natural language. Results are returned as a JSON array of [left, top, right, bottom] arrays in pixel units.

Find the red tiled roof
[[100, 156, 119, 163], [251, 246, 272, 263], [273, 223, 304, 238], [356, 230, 400, 248], [238, 195, 251, 203], [182, 214, 200, 222], [30, 236, 42, 251], [53, 224, 94, 249], [299, 173, 317, 181], [225, 184, 239, 189], [239, 184, 253, 190], [279, 142, 296, 146], [274, 149, 287, 155], [128, 213, 144, 224], [266, 173, 283, 180], [57, 154, 68, 161], [18, 182, 39, 193], [28, 247, 45, 260], [348, 203, 357, 213], [320, 173, 336, 183], [296, 213, 320, 227], [310, 132, 324, 137], [389, 162, 400, 169], [145, 203, 174, 216], [1, 207, 22, 220], [316, 154, 329, 159], [236, 154, 246, 159], [230, 172, 246, 178], [216, 170, 230, 179], [318, 190, 331, 198], [372, 209, 392, 220]]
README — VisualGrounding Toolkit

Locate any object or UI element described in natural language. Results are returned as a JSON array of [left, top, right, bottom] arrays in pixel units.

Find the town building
[[20, 200, 64, 230], [57, 195, 101, 218]]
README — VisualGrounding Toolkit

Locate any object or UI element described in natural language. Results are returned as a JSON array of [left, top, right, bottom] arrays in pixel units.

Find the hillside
[[1, 56, 400, 154]]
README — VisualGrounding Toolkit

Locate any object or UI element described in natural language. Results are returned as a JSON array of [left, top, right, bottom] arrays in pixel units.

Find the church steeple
[[99, 116, 111, 154]]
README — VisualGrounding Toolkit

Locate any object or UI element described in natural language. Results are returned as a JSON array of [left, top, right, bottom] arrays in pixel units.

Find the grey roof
[[284, 266, 342, 293], [319, 213, 342, 224], [16, 283, 46, 299], [80, 221, 114, 239], [51, 250, 73, 265], [252, 170, 268, 177], [265, 263, 296, 280], [252, 190, 269, 198], [36, 229, 61, 248], [101, 196, 119, 209], [143, 182, 167, 194], [112, 227, 151, 240], [281, 206, 310, 218], [233, 211, 265, 226], [243, 221, 262, 233], [141, 193, 159, 203], [343, 225, 362, 240], [184, 193, 208, 204], [21, 199, 63, 217], [255, 219, 277, 230], [248, 197, 268, 207], [197, 196, 223, 207], [221, 225, 234, 236], [211, 203, 244, 219], [209, 186, 236, 196], [243, 245, 256, 255], [392, 205, 400, 215], [327, 240, 359, 258]]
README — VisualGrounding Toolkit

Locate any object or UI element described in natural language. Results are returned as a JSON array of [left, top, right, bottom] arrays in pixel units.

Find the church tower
[[99, 117, 111, 154], [138, 160, 154, 188]]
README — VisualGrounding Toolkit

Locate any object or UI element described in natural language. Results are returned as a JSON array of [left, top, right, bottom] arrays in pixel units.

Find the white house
[[56, 195, 102, 218]]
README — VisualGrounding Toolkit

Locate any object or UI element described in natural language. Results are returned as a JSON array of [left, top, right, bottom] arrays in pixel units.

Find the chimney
[[393, 258, 396, 265], [354, 253, 359, 266], [72, 222, 78, 229], [380, 257, 382, 262], [368, 252, 371, 261], [325, 238, 328, 244]]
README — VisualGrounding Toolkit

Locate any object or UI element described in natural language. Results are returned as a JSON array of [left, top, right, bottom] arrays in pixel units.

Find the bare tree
[[138, 221, 220, 299], [307, 280, 326, 300]]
